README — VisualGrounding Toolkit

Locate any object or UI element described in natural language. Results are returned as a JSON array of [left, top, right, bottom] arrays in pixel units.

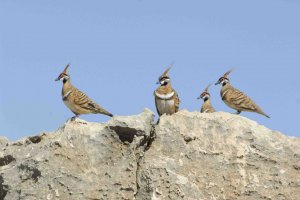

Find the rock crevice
[[0, 109, 300, 200]]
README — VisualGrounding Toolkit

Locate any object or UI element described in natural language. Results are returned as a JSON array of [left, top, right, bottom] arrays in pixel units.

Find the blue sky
[[0, 0, 299, 141]]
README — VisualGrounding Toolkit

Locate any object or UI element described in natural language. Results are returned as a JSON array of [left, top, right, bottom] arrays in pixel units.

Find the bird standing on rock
[[154, 64, 180, 117], [197, 84, 215, 113], [55, 63, 113, 120], [215, 69, 270, 118]]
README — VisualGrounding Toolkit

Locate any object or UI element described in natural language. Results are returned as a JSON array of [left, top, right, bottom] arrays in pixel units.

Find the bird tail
[[98, 108, 113, 117], [258, 110, 270, 118], [106, 112, 114, 117]]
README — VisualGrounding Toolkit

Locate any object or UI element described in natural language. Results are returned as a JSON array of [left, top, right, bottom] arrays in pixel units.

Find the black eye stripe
[[220, 77, 228, 81], [160, 76, 169, 81], [60, 73, 68, 77]]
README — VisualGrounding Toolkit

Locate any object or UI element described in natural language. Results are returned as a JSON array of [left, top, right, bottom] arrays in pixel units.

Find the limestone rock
[[107, 108, 155, 144], [0, 110, 154, 200], [136, 110, 300, 200], [0, 109, 299, 200], [0, 137, 8, 149]]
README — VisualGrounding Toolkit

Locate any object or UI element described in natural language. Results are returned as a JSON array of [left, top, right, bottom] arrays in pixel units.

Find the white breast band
[[63, 90, 72, 100], [222, 90, 229, 99], [155, 91, 175, 100]]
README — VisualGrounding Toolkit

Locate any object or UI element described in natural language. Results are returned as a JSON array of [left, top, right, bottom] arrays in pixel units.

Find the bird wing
[[173, 90, 180, 113], [154, 90, 162, 116], [226, 87, 270, 117], [225, 87, 257, 111], [71, 88, 98, 111], [201, 101, 215, 113], [72, 88, 113, 116]]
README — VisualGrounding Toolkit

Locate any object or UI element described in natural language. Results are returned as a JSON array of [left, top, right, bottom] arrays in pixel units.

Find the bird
[[215, 68, 270, 118], [55, 63, 113, 120], [197, 84, 215, 113], [154, 64, 180, 117]]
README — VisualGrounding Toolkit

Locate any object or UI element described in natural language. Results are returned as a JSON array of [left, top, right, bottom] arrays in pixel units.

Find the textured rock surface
[[136, 110, 300, 200], [0, 109, 299, 200]]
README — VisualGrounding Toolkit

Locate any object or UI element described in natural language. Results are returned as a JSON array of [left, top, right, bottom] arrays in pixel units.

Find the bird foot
[[156, 118, 160, 125], [76, 120, 87, 125], [70, 117, 87, 125], [70, 116, 78, 121], [234, 111, 241, 115]]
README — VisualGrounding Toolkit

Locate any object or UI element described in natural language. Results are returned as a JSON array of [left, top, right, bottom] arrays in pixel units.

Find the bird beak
[[215, 81, 220, 85], [55, 77, 60, 81], [197, 96, 201, 100], [156, 81, 160, 84]]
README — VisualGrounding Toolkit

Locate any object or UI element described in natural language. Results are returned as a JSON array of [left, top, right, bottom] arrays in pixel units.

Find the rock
[[107, 108, 155, 145], [0, 110, 154, 200], [136, 110, 300, 200], [0, 137, 9, 149], [0, 109, 299, 200]]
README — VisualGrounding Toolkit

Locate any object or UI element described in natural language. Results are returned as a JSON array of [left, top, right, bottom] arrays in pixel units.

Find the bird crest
[[204, 83, 212, 92], [63, 63, 71, 74], [160, 62, 174, 78], [223, 68, 235, 78]]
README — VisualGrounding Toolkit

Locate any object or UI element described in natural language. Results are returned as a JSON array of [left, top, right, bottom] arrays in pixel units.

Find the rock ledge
[[0, 109, 299, 200]]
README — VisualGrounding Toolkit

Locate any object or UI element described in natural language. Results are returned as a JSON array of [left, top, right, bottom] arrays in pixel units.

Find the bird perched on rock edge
[[215, 68, 270, 118], [197, 84, 215, 113], [55, 63, 113, 120], [154, 64, 180, 117]]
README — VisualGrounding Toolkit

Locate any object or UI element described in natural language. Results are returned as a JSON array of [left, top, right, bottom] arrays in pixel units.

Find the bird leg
[[156, 118, 160, 125], [71, 114, 80, 121], [235, 110, 241, 115]]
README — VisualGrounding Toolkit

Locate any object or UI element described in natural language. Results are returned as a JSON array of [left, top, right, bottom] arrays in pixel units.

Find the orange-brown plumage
[[56, 64, 113, 120], [154, 64, 180, 116], [198, 84, 215, 113], [216, 69, 270, 118]]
